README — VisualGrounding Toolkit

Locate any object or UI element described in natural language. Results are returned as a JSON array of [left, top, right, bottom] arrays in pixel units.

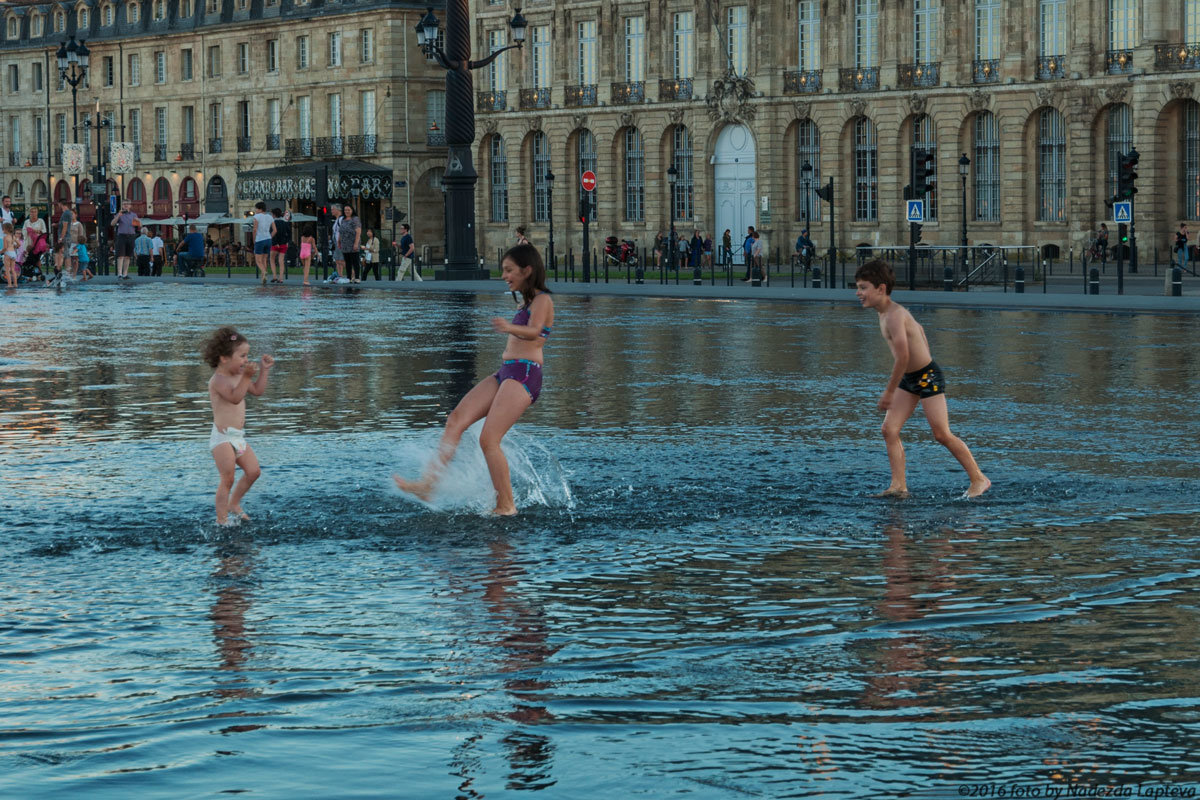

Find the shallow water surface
[[2, 284, 1199, 797]]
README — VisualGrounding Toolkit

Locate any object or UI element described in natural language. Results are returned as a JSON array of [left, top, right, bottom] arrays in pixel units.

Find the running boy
[[855, 259, 990, 499], [204, 327, 274, 525]]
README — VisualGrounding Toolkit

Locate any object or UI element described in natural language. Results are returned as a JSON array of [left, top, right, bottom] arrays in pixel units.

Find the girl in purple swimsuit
[[394, 243, 554, 516]]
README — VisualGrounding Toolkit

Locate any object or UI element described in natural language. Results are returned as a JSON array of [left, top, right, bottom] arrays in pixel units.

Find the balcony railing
[[564, 84, 598, 107], [1155, 43, 1200, 71], [347, 134, 376, 156], [154, 143, 168, 161], [426, 129, 446, 147], [315, 136, 344, 157], [519, 88, 551, 110], [180, 142, 196, 160], [611, 81, 645, 104], [898, 62, 940, 89], [658, 77, 693, 101], [477, 90, 507, 112], [839, 67, 879, 91], [266, 134, 280, 151], [783, 69, 821, 94], [1036, 55, 1066, 80], [30, 151, 46, 166], [209, 137, 223, 154], [973, 59, 1000, 83], [7, 152, 20, 167], [1106, 49, 1134, 74], [237, 136, 251, 152], [285, 138, 313, 158]]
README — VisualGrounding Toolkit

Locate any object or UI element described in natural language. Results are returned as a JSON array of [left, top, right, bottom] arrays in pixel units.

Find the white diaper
[[210, 424, 248, 456]]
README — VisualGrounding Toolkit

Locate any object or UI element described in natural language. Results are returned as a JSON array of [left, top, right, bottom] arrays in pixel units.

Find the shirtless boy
[[855, 259, 990, 499]]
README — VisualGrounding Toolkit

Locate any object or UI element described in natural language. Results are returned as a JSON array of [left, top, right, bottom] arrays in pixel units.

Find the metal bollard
[[811, 265, 822, 289], [1173, 266, 1183, 297], [1015, 265, 1025, 293], [1089, 267, 1100, 295], [943, 264, 953, 292]]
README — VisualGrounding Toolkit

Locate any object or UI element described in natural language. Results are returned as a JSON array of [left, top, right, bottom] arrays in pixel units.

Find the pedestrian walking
[[1176, 223, 1190, 271], [338, 204, 363, 283], [0, 195, 14, 230], [151, 230, 165, 276], [741, 226, 756, 281], [327, 213, 345, 283], [689, 230, 703, 269], [361, 229, 380, 280], [751, 230, 765, 283], [397, 223, 422, 281], [269, 207, 290, 283], [113, 201, 140, 280], [134, 228, 154, 276], [299, 231, 316, 285], [251, 201, 274, 284]]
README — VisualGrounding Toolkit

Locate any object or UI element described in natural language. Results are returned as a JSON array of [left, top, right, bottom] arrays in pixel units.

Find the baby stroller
[[18, 233, 47, 284], [604, 235, 639, 268]]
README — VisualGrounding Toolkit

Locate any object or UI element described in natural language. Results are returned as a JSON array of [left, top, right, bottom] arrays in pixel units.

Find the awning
[[236, 160, 393, 201]]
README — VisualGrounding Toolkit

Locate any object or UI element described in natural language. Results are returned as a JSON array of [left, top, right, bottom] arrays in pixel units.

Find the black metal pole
[[960, 173, 967, 279], [826, 177, 836, 289], [548, 181, 555, 280], [1129, 197, 1138, 275]]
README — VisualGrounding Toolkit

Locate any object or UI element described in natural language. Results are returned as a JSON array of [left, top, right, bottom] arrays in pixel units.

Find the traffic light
[[815, 179, 833, 204], [316, 205, 329, 224], [1117, 148, 1139, 200], [1118, 223, 1128, 244], [913, 148, 935, 196], [579, 197, 591, 224], [903, 184, 915, 201], [913, 222, 923, 242]]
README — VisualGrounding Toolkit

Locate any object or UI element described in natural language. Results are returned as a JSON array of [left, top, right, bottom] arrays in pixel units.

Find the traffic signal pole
[[909, 222, 918, 291]]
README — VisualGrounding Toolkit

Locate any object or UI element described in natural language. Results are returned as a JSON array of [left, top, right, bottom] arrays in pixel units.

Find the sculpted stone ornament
[[705, 68, 757, 123], [668, 108, 686, 126], [1035, 86, 1060, 109], [968, 89, 990, 111], [619, 111, 635, 129], [1103, 85, 1128, 104], [909, 93, 927, 115], [849, 98, 868, 118], [571, 113, 589, 132], [526, 116, 542, 133], [1170, 81, 1195, 99], [480, 119, 498, 137], [792, 101, 812, 121]]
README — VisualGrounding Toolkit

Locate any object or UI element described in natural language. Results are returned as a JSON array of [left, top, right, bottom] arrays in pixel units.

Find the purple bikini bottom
[[495, 359, 543, 404]]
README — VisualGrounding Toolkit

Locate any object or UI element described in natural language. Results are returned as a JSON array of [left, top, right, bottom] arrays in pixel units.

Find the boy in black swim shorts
[[854, 260, 990, 499]]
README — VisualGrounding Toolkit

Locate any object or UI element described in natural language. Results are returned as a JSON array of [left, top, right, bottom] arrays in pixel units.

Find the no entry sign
[[581, 171, 597, 192]]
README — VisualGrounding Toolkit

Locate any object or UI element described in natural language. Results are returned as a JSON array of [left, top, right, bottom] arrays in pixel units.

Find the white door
[[713, 125, 756, 265]]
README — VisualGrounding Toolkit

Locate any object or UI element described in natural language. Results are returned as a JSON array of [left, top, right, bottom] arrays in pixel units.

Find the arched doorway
[[180, 177, 200, 218], [76, 179, 96, 223], [152, 178, 172, 218], [713, 124, 756, 264], [205, 175, 228, 214], [127, 178, 147, 215], [52, 179, 72, 223]]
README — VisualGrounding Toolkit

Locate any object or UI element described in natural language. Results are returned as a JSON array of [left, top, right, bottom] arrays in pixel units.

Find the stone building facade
[[470, 0, 1199, 266], [0, 0, 447, 246]]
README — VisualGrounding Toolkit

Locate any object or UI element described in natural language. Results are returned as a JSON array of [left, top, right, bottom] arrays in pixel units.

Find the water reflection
[[209, 533, 261, 735]]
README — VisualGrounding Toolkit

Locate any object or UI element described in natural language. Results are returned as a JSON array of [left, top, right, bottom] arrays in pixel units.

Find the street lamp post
[[55, 37, 89, 145], [417, 5, 526, 280], [667, 164, 678, 278], [82, 102, 113, 276], [545, 169, 555, 276], [959, 153, 970, 279], [801, 160, 813, 276]]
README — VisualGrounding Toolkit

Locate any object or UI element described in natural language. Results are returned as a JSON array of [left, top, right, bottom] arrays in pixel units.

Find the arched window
[[8, 180, 25, 199], [671, 125, 694, 221], [623, 127, 644, 222], [31, 13, 44, 36], [54, 11, 66, 33], [973, 112, 1000, 221], [102, 4, 113, 25], [912, 114, 937, 219], [531, 131, 550, 223], [1105, 104, 1133, 201], [1184, 100, 1199, 221], [154, 0, 166, 20], [1037, 108, 1066, 221], [854, 117, 877, 221], [577, 129, 597, 221], [489, 135, 508, 223], [180, 176, 199, 216], [796, 119, 821, 222], [127, 177, 147, 215], [127, 2, 139, 23], [6, 16, 18, 38], [152, 177, 172, 217], [78, 7, 89, 28]]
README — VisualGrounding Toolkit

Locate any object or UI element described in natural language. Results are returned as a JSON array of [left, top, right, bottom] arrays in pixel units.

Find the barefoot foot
[[491, 505, 518, 516], [230, 506, 251, 521], [393, 475, 434, 502], [874, 488, 911, 499], [964, 477, 991, 499]]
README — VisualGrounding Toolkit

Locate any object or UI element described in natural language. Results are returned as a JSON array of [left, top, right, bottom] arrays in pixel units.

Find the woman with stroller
[[22, 207, 48, 282]]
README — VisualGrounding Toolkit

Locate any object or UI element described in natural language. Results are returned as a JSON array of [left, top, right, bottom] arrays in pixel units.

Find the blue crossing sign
[[1113, 201, 1131, 223], [906, 200, 925, 223]]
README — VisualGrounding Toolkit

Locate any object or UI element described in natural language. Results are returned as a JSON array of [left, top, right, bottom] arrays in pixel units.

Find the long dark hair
[[503, 243, 550, 307]]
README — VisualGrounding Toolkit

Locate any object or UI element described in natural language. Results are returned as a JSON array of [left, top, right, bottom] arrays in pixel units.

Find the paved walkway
[[76, 272, 1200, 314]]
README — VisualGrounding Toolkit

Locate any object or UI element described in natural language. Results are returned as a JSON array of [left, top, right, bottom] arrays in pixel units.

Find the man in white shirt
[[1, 195, 14, 228], [150, 231, 165, 276], [252, 201, 274, 284]]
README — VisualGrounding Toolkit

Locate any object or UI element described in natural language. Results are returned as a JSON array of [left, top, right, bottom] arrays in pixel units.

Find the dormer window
[[153, 0, 165, 20], [127, 2, 139, 23], [31, 13, 44, 36], [78, 8, 89, 28], [6, 17, 17, 39], [179, 0, 192, 16], [54, 11, 65, 32], [102, 4, 113, 25]]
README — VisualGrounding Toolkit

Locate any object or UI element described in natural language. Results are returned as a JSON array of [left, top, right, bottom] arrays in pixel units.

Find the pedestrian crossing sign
[[1113, 201, 1131, 223], [906, 200, 925, 223]]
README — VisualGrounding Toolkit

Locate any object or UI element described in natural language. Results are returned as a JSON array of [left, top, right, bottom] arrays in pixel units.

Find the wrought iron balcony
[[285, 138, 313, 158], [209, 137, 223, 154], [154, 143, 168, 161], [611, 81, 645, 104], [1106, 49, 1133, 74], [237, 136, 251, 153], [564, 84, 598, 107], [898, 62, 940, 89], [1155, 43, 1200, 71], [477, 90, 507, 112], [30, 151, 46, 166], [1036, 55, 1066, 80], [658, 77, 693, 101], [426, 129, 446, 147], [347, 134, 376, 155], [783, 69, 821, 94], [180, 142, 196, 160], [973, 59, 1000, 83], [519, 88, 551, 110], [315, 136, 344, 157], [839, 67, 879, 91], [7, 152, 19, 167], [266, 134, 280, 151]]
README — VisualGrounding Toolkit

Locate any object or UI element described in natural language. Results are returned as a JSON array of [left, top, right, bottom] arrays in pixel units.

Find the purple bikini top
[[511, 305, 552, 338]]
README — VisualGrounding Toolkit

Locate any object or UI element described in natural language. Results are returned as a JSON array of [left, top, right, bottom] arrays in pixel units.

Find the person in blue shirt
[[795, 229, 815, 264], [741, 226, 757, 282], [133, 230, 154, 276], [179, 225, 206, 276]]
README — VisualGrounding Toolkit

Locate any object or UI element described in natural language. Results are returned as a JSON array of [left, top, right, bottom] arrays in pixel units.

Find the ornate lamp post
[[958, 153, 971, 275], [545, 169, 555, 273], [81, 100, 113, 275], [56, 37, 89, 145], [417, 5, 526, 280], [667, 164, 678, 276]]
